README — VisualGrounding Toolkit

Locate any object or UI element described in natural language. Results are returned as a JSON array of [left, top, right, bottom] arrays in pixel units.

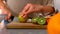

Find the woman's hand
[[19, 3, 43, 18], [19, 3, 54, 18], [0, 0, 12, 20]]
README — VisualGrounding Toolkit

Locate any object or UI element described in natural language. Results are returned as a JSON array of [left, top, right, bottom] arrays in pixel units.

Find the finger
[[7, 13, 11, 20], [25, 6, 33, 14], [22, 7, 33, 18], [19, 4, 32, 18], [5, 13, 11, 20], [19, 13, 26, 18], [19, 12, 25, 17], [22, 4, 31, 12], [23, 14, 27, 18], [20, 12, 28, 18], [20, 4, 32, 17]]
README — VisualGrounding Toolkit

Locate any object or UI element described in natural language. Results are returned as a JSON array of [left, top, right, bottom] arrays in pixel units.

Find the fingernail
[[21, 14, 24, 17]]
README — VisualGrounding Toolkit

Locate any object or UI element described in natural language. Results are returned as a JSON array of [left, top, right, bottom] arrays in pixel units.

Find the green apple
[[37, 17, 46, 25], [18, 15, 26, 22]]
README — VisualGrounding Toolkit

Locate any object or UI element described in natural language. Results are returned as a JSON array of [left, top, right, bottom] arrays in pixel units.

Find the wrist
[[39, 5, 44, 11]]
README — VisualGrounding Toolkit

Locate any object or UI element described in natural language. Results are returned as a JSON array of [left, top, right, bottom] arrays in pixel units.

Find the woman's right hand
[[19, 3, 43, 18], [20, 3, 54, 18]]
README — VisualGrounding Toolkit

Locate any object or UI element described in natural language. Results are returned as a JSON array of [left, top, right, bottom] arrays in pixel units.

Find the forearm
[[37, 5, 53, 11], [0, 2, 10, 13], [41, 5, 54, 15], [42, 5, 53, 11], [0, 2, 11, 20]]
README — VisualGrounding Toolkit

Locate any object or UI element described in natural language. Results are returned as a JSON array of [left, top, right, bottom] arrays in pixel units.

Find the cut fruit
[[31, 17, 38, 23], [18, 15, 26, 22], [37, 17, 46, 25]]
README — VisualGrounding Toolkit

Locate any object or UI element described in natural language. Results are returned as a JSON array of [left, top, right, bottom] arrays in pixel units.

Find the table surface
[[6, 22, 47, 29]]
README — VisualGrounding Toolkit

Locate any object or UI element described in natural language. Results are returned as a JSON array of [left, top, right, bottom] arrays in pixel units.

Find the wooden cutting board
[[7, 22, 47, 29]]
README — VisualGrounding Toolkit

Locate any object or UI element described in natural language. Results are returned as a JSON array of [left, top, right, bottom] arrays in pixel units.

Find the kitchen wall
[[54, 0, 60, 11]]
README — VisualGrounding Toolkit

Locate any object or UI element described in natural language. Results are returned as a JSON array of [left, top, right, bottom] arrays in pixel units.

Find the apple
[[18, 15, 27, 22]]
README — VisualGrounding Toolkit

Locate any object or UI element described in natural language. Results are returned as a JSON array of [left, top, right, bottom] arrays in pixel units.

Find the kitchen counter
[[7, 22, 47, 29]]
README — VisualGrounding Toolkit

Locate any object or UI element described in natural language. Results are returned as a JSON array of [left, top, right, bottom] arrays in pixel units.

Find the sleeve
[[47, 0, 58, 12]]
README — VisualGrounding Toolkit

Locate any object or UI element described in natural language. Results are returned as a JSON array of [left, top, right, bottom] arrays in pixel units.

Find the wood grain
[[6, 22, 47, 29]]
